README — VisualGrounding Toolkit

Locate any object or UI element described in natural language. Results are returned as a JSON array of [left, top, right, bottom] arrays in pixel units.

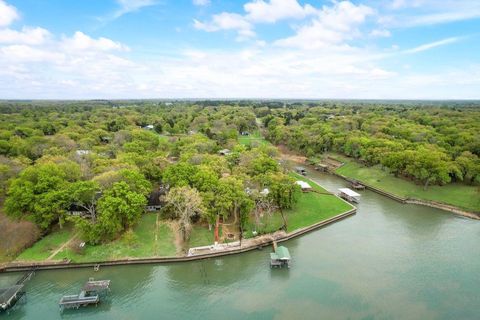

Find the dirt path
[[47, 232, 79, 260]]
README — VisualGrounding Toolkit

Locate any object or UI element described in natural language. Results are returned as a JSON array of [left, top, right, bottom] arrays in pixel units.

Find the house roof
[[339, 188, 361, 198]]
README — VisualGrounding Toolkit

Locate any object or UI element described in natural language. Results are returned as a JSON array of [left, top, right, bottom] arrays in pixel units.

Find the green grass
[[16, 225, 73, 261], [187, 225, 215, 248], [285, 173, 353, 231], [336, 159, 480, 212], [51, 213, 176, 263], [238, 131, 270, 147]]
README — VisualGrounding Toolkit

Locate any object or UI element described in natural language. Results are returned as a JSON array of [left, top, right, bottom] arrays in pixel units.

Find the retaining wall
[[0, 208, 356, 273]]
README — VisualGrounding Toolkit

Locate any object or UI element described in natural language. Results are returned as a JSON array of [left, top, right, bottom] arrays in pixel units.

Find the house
[[67, 204, 91, 217], [295, 180, 313, 192], [218, 149, 231, 156], [75, 149, 90, 156], [146, 188, 167, 211]]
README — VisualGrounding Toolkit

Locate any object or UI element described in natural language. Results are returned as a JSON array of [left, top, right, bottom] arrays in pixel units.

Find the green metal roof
[[275, 246, 291, 260]]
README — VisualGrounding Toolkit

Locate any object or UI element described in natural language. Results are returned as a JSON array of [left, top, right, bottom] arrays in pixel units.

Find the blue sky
[[0, 0, 479, 99]]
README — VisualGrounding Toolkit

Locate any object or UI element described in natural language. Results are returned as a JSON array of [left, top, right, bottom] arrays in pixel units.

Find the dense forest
[[260, 103, 480, 188], [0, 100, 479, 258]]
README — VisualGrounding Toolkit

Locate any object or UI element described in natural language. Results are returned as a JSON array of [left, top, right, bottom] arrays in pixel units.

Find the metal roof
[[275, 246, 291, 260], [338, 188, 361, 198], [295, 180, 312, 189]]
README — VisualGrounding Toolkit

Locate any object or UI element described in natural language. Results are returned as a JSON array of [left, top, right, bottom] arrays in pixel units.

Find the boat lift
[[59, 279, 110, 312]]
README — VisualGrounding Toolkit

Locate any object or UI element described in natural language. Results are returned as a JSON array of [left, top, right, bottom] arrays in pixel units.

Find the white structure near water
[[295, 180, 312, 192], [338, 188, 361, 203]]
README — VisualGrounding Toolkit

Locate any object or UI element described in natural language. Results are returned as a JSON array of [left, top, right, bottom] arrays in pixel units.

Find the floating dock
[[0, 269, 34, 312], [59, 279, 110, 311]]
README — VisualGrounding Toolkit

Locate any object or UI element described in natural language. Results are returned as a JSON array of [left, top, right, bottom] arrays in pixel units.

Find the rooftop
[[338, 188, 361, 198]]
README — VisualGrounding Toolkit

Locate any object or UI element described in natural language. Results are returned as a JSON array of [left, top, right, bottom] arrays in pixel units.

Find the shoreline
[[0, 208, 356, 273], [330, 171, 480, 220]]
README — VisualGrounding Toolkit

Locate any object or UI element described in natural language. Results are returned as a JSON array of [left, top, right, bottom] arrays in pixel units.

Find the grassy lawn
[[16, 225, 73, 261], [51, 213, 176, 263], [187, 225, 216, 248], [285, 173, 354, 231], [238, 131, 270, 147], [336, 159, 480, 212]]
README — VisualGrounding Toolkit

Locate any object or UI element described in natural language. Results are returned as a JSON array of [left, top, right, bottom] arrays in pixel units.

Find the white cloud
[[0, 27, 51, 45], [275, 1, 374, 49], [370, 29, 391, 38], [194, 13, 255, 39], [403, 37, 462, 54], [0, 44, 64, 62], [244, 0, 316, 23], [0, 0, 19, 27], [61, 31, 129, 52], [193, 0, 210, 6], [385, 0, 480, 27], [100, 0, 157, 21]]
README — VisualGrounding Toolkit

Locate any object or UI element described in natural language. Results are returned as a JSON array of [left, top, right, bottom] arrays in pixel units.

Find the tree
[[166, 186, 204, 241], [74, 181, 147, 244], [4, 161, 78, 229], [67, 180, 101, 222]]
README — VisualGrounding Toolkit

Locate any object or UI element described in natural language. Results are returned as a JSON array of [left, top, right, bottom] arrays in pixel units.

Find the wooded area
[[0, 100, 478, 261]]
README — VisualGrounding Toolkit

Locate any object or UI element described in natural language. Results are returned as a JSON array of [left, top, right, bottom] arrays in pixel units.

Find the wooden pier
[[59, 279, 110, 311], [0, 269, 35, 312]]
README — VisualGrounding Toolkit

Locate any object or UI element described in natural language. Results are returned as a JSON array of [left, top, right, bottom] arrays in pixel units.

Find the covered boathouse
[[270, 246, 291, 268]]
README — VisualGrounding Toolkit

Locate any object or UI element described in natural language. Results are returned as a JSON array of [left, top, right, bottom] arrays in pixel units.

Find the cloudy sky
[[0, 0, 479, 99]]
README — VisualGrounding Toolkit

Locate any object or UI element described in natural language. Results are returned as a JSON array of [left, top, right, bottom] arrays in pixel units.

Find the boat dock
[[338, 188, 361, 203], [59, 279, 110, 311], [0, 269, 35, 312], [270, 244, 291, 268]]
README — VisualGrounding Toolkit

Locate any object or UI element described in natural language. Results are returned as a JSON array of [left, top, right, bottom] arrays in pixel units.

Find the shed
[[295, 180, 312, 192], [338, 188, 361, 203], [144, 125, 154, 130], [146, 188, 167, 211], [270, 246, 291, 268]]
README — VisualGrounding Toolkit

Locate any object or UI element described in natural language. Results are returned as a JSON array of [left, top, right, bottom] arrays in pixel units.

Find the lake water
[[1, 169, 479, 320]]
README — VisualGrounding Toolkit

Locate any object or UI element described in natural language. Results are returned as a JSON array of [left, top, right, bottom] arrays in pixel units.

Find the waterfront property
[[338, 188, 361, 203]]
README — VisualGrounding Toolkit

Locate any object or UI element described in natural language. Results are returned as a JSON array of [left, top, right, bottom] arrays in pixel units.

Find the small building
[[218, 149, 231, 156], [270, 246, 291, 268], [144, 124, 154, 130], [295, 166, 307, 176], [240, 131, 250, 136], [75, 150, 90, 156], [338, 188, 361, 203], [146, 188, 167, 212], [295, 180, 313, 192], [67, 204, 91, 217]]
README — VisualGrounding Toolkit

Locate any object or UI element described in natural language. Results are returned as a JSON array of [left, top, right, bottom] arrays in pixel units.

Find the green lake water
[[1, 169, 479, 319]]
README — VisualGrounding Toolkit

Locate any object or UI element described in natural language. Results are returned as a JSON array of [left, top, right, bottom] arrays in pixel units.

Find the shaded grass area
[[50, 213, 176, 263], [187, 225, 216, 248], [15, 225, 73, 261], [238, 131, 270, 147], [336, 159, 480, 212]]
